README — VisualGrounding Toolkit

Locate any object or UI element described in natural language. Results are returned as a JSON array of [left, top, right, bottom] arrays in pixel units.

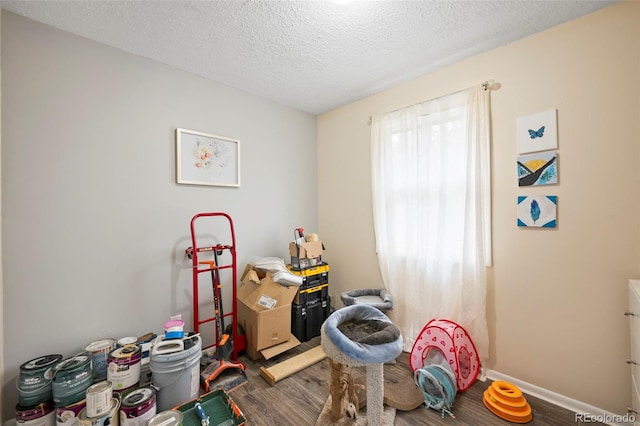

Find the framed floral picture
[[176, 128, 240, 187]]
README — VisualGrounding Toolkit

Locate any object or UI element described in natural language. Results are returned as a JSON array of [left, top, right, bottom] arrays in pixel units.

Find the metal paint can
[[119, 387, 157, 426], [77, 397, 120, 426], [85, 381, 113, 418], [17, 354, 63, 407], [107, 344, 141, 393], [55, 399, 86, 426], [52, 355, 93, 408], [136, 333, 156, 366], [84, 339, 117, 382], [16, 400, 56, 426], [139, 363, 152, 388], [117, 337, 137, 348], [145, 410, 182, 426]]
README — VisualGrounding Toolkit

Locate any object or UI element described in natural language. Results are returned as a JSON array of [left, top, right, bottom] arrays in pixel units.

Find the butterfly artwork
[[528, 126, 545, 139], [517, 109, 557, 154]]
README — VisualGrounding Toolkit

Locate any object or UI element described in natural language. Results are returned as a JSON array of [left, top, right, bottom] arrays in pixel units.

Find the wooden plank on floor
[[259, 345, 326, 386]]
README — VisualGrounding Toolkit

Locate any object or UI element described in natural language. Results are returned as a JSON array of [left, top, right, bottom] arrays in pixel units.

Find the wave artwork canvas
[[517, 151, 558, 187]]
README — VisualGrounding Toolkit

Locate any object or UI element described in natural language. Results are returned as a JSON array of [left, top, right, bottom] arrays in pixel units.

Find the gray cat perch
[[320, 304, 403, 425], [340, 288, 393, 311]]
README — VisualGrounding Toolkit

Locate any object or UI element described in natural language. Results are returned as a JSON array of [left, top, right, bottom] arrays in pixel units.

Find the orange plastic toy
[[482, 381, 533, 423]]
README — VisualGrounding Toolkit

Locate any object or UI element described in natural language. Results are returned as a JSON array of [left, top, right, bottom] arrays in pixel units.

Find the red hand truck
[[186, 212, 245, 361]]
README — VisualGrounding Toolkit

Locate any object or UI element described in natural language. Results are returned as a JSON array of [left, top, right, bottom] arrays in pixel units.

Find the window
[[384, 106, 466, 263], [371, 85, 491, 359]]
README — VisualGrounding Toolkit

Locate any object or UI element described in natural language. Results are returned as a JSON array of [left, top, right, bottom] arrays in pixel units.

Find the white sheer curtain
[[371, 85, 491, 362]]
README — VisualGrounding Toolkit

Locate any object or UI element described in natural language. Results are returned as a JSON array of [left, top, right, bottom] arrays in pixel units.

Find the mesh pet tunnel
[[413, 349, 457, 418], [410, 318, 480, 391]]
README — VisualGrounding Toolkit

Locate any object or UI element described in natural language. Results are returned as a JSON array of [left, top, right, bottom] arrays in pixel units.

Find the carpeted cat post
[[318, 304, 403, 426]]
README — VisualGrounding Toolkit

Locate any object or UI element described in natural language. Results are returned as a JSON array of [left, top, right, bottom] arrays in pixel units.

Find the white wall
[[1, 12, 318, 418], [318, 1, 639, 415]]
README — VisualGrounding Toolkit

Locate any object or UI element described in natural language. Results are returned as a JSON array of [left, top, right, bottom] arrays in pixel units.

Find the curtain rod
[[482, 79, 500, 91], [366, 79, 500, 126]]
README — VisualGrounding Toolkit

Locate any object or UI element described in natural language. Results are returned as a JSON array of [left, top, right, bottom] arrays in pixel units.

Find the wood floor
[[226, 336, 604, 425]]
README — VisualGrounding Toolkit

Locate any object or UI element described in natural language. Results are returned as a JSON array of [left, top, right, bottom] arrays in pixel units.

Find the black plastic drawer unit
[[291, 296, 331, 342]]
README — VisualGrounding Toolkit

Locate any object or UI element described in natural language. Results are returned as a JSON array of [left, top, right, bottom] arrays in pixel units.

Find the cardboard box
[[238, 266, 300, 354], [289, 240, 324, 269], [289, 240, 323, 259], [245, 336, 302, 361]]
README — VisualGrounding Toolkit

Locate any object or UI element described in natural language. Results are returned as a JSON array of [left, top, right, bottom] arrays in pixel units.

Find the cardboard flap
[[245, 269, 260, 285], [240, 264, 261, 283], [289, 240, 324, 258], [237, 270, 261, 303], [260, 336, 301, 360], [239, 267, 299, 310]]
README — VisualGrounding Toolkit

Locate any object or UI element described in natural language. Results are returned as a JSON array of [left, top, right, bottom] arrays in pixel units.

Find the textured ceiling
[[0, 0, 619, 114]]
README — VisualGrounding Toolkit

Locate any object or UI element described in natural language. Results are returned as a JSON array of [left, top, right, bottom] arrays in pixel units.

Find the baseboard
[[486, 369, 635, 426], [3, 371, 632, 426]]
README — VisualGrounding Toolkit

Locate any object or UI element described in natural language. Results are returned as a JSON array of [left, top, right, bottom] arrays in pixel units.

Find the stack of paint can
[[51, 338, 118, 426], [107, 344, 142, 396], [51, 354, 93, 424], [16, 331, 163, 426], [55, 398, 87, 426], [117, 337, 137, 348], [16, 354, 63, 426], [119, 387, 158, 426], [16, 401, 57, 426], [77, 380, 121, 426], [84, 339, 117, 383], [136, 333, 157, 388]]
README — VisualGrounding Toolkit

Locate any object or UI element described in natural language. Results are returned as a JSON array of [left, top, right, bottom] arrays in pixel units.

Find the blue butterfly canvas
[[517, 109, 557, 154], [528, 126, 545, 139]]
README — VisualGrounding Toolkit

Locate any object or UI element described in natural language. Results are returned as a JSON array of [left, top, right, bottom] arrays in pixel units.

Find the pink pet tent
[[410, 319, 480, 392]]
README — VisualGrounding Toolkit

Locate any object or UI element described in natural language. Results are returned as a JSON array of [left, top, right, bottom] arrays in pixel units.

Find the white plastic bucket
[[150, 334, 201, 411]]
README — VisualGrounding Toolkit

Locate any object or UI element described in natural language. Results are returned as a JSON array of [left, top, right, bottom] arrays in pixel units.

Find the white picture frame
[[176, 128, 240, 187]]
